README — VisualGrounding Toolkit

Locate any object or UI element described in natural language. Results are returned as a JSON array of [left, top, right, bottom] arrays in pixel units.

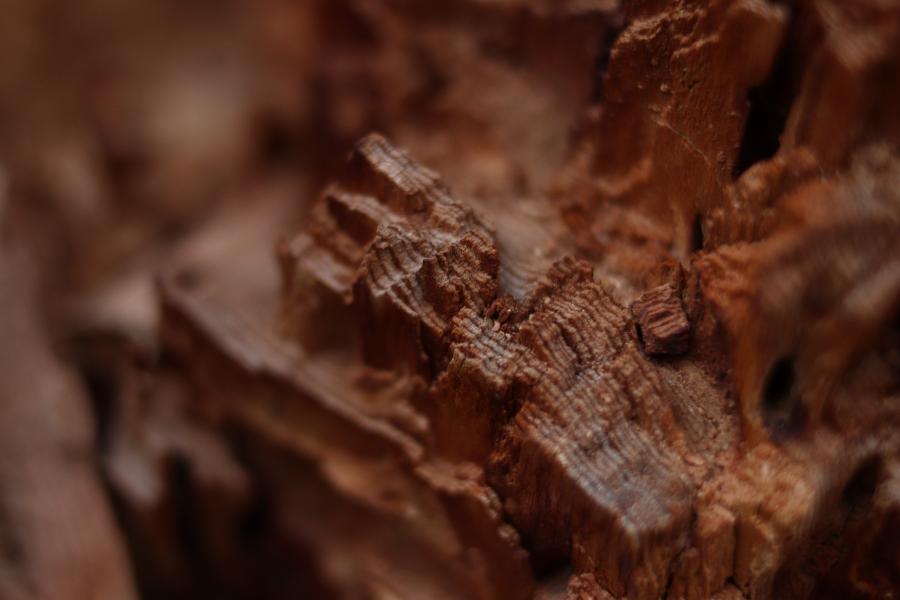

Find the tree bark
[[1, 1, 900, 599]]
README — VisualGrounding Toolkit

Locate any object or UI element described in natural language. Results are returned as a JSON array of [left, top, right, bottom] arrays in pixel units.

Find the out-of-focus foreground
[[0, 1, 899, 599]]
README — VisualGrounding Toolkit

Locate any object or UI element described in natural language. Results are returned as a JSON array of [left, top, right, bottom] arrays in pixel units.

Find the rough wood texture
[[155, 132, 900, 599], [630, 283, 691, 357], [1, 0, 899, 599]]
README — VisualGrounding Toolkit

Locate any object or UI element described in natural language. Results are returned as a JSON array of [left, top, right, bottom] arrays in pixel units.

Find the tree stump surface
[[1, 0, 899, 599]]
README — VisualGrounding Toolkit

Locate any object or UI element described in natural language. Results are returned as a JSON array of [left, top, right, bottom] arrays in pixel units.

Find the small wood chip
[[630, 283, 691, 357]]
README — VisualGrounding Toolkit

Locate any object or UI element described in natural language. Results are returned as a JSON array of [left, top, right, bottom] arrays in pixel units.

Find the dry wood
[[1, 0, 899, 599]]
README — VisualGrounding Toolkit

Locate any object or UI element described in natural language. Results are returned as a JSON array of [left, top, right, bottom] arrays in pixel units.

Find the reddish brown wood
[[0, 234, 137, 600], [630, 283, 691, 357], [1, 1, 899, 599]]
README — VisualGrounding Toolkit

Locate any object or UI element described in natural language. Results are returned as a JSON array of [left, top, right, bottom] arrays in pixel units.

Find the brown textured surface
[[0, 233, 137, 600], [630, 283, 691, 357], [156, 132, 900, 599], [1, 0, 900, 599]]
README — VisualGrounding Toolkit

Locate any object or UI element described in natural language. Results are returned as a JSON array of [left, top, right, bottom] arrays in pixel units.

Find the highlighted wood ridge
[[161, 129, 900, 599], [150, 0, 900, 597]]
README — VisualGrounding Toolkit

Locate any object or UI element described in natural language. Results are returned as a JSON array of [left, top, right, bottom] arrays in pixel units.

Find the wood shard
[[630, 283, 691, 357]]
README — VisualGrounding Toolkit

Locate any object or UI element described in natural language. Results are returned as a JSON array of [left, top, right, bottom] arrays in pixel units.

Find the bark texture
[[1, 0, 899, 599]]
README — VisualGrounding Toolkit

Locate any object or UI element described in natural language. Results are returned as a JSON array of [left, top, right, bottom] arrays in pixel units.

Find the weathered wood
[[158, 131, 900, 599], [1, 0, 899, 598], [102, 0, 900, 596]]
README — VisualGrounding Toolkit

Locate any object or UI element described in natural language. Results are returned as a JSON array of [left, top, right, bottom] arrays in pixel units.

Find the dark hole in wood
[[842, 455, 882, 508], [236, 492, 270, 547], [169, 455, 202, 561], [761, 356, 805, 436], [691, 212, 704, 251], [534, 558, 573, 587], [763, 356, 794, 409], [590, 15, 626, 102], [733, 9, 801, 178]]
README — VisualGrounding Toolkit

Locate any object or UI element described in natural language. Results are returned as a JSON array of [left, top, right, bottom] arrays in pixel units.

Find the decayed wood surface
[[1, 0, 900, 599]]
